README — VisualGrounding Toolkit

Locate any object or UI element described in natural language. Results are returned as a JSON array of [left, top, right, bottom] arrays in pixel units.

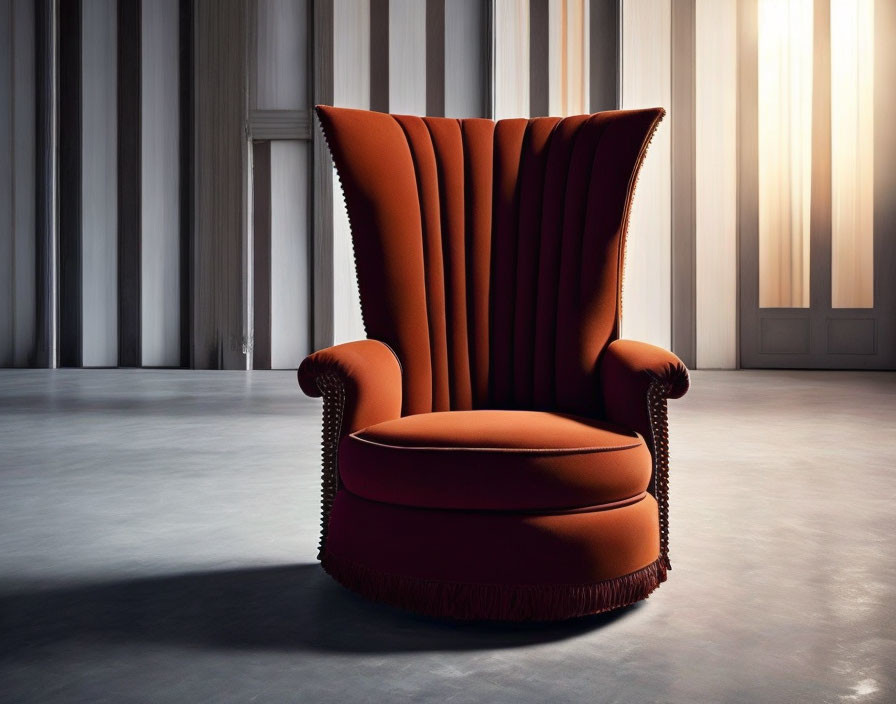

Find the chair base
[[322, 551, 666, 622], [321, 489, 667, 622]]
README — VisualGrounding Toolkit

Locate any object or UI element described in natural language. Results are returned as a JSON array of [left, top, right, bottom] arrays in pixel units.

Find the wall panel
[[193, 0, 249, 369], [548, 0, 588, 116], [270, 140, 311, 368], [12, 0, 36, 366], [590, 0, 619, 112], [0, 0, 13, 366], [255, 0, 308, 110], [34, 0, 56, 368], [445, 0, 490, 118], [695, 0, 737, 368], [252, 141, 272, 369], [81, 0, 118, 367], [494, 0, 529, 120], [312, 0, 333, 350], [141, 0, 181, 366], [0, 1, 38, 365], [58, 0, 82, 367], [620, 0, 671, 349], [118, 0, 141, 366], [670, 0, 695, 367], [389, 0, 426, 115], [331, 0, 369, 345]]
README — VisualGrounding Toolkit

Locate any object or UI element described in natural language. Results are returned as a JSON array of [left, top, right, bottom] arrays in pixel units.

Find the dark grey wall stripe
[[443, 0, 490, 119], [193, 0, 248, 369], [589, 0, 620, 112], [2, 0, 14, 366], [34, 0, 56, 367], [425, 0, 445, 117], [178, 0, 192, 367], [117, 0, 141, 367], [670, 0, 695, 368], [369, 0, 389, 112], [312, 0, 333, 351], [3, 0, 37, 368], [252, 140, 271, 370], [529, 0, 549, 117], [57, 0, 81, 367]]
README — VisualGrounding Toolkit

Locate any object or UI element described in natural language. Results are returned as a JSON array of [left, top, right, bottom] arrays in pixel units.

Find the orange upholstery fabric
[[600, 339, 689, 442], [316, 105, 666, 417], [339, 410, 652, 511], [298, 340, 402, 435], [326, 489, 661, 587]]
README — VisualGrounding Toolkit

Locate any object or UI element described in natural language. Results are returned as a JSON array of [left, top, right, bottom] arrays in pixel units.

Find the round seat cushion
[[338, 410, 652, 511]]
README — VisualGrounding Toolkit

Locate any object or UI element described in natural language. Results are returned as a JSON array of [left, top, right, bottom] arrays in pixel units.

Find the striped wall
[[620, 0, 671, 349], [1, 0, 749, 370], [619, 0, 739, 367], [0, 0, 195, 368], [330, 0, 492, 345], [331, 0, 625, 344], [250, 0, 312, 370], [1, 0, 315, 370]]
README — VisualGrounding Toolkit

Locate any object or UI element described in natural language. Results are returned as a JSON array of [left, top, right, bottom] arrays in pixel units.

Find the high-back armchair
[[299, 106, 689, 621]]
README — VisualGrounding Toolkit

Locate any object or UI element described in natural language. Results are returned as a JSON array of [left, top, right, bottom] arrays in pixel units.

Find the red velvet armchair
[[299, 106, 689, 621]]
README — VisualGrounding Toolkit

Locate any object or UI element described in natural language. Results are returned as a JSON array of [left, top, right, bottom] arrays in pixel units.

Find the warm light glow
[[757, 0, 813, 308], [831, 0, 874, 308], [548, 0, 588, 116]]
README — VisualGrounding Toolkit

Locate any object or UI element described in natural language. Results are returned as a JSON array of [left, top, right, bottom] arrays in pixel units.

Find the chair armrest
[[299, 340, 402, 557], [298, 339, 402, 436], [600, 339, 689, 431], [599, 339, 688, 571]]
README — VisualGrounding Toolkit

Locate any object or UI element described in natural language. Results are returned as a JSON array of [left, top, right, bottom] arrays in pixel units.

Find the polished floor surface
[[0, 369, 894, 703]]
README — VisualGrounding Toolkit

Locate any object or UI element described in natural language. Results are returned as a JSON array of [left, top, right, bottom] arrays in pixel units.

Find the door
[[738, 0, 896, 370]]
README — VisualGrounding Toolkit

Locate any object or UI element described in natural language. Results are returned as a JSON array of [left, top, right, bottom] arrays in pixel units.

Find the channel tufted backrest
[[316, 105, 664, 418]]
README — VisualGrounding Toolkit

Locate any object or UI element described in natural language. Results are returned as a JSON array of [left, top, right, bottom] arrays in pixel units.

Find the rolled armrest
[[298, 339, 402, 435], [600, 339, 688, 570], [599, 339, 689, 436]]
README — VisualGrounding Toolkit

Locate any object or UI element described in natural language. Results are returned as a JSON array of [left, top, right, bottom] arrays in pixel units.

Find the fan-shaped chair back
[[316, 106, 664, 417]]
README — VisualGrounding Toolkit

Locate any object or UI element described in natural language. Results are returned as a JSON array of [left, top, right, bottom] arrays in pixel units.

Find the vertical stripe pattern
[[118, 0, 141, 367], [318, 106, 664, 417]]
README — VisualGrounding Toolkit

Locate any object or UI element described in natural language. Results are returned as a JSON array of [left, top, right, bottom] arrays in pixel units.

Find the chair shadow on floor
[[0, 564, 641, 656]]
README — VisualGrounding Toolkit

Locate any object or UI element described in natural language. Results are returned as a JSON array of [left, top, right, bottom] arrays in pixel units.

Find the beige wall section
[[548, 0, 589, 116], [695, 0, 737, 368], [830, 0, 874, 309], [332, 0, 369, 345], [620, 0, 671, 349], [494, 0, 530, 120], [757, 0, 812, 308]]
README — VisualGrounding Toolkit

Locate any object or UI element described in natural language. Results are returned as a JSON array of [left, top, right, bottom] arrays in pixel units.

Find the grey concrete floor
[[0, 369, 894, 704]]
